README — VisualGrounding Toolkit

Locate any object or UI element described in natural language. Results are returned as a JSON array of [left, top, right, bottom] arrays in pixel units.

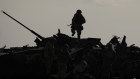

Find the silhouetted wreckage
[[1, 11, 140, 79]]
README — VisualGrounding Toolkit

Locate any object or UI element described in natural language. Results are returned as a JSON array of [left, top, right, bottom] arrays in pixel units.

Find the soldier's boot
[[77, 34, 80, 39], [77, 30, 81, 39], [71, 29, 75, 36]]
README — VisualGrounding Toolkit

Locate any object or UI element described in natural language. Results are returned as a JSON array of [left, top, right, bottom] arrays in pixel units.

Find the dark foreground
[[0, 33, 140, 79]]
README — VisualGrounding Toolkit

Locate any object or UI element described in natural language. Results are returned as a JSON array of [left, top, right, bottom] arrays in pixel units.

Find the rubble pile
[[0, 33, 140, 79]]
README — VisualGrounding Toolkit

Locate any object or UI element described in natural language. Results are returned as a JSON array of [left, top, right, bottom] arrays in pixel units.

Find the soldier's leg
[[77, 30, 81, 39], [71, 28, 76, 36]]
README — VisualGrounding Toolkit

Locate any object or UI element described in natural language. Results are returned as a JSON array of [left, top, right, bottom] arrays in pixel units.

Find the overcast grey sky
[[0, 0, 140, 48]]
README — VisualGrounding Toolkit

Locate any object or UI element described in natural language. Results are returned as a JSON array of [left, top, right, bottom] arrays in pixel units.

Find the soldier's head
[[76, 9, 82, 14]]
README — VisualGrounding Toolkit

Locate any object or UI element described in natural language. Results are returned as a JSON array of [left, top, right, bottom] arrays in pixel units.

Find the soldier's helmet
[[76, 9, 82, 14]]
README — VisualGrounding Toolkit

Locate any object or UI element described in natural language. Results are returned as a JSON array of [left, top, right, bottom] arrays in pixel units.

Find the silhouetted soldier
[[71, 9, 86, 39]]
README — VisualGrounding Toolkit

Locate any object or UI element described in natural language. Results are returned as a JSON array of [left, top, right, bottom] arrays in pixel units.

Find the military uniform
[[71, 10, 86, 39]]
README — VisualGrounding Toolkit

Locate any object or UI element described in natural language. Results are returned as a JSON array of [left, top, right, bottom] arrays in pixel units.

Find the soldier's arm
[[81, 15, 86, 24]]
